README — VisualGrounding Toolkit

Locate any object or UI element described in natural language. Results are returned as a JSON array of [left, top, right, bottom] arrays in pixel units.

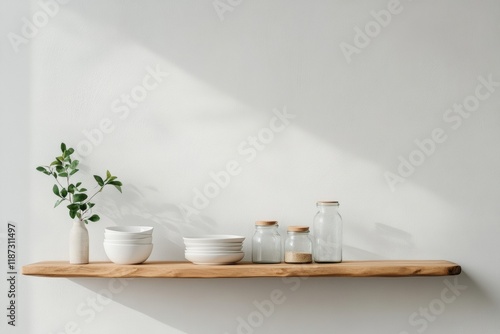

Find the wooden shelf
[[22, 260, 461, 278]]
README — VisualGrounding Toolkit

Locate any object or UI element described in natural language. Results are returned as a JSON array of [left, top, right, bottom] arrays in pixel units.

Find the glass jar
[[284, 226, 312, 264], [313, 201, 342, 263], [252, 221, 281, 264]]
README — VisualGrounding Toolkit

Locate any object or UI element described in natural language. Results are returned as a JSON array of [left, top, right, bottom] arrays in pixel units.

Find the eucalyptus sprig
[[36, 143, 122, 224]]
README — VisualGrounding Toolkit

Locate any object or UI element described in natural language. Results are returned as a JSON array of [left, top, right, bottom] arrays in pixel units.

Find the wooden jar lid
[[255, 221, 278, 226], [287, 225, 309, 232]]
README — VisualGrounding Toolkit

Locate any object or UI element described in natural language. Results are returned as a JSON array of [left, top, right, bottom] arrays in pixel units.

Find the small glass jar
[[284, 226, 312, 264], [252, 221, 281, 263]]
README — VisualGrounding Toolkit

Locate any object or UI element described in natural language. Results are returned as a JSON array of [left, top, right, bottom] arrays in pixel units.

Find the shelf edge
[[22, 260, 462, 278]]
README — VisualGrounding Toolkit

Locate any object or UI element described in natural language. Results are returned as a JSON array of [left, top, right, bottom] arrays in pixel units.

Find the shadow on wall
[[45, 1, 498, 268], [68, 271, 492, 334], [96, 182, 218, 260], [94, 181, 415, 261], [56, 0, 500, 210]]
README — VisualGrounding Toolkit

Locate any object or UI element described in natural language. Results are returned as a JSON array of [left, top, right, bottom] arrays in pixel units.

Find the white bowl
[[183, 235, 245, 244], [104, 238, 152, 245], [185, 245, 242, 252], [185, 251, 244, 265], [105, 226, 153, 235], [104, 243, 153, 264], [104, 233, 152, 240]]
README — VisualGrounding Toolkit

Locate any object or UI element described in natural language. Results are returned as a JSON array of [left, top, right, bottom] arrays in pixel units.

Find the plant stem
[[84, 186, 104, 205], [66, 174, 73, 203], [50, 167, 67, 196]]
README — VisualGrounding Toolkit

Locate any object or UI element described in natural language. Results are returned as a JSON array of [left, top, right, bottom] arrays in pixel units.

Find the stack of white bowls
[[183, 235, 245, 265], [104, 226, 154, 264]]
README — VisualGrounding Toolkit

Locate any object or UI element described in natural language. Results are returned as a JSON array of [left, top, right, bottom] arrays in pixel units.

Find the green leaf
[[70, 160, 79, 169], [79, 188, 87, 192], [58, 172, 68, 177], [84, 220, 89, 224], [106, 170, 112, 180], [60, 188, 68, 198], [54, 199, 64, 208], [108, 179, 123, 193], [67, 203, 79, 211], [36, 166, 51, 175], [61, 143, 66, 153], [55, 166, 64, 173], [88, 202, 95, 208], [69, 210, 76, 219], [69, 169, 79, 176], [94, 175, 104, 187], [88, 214, 100, 222], [76, 182, 82, 187], [67, 148, 74, 155], [73, 193, 88, 202], [68, 184, 75, 194], [52, 185, 60, 197], [79, 203, 87, 211]]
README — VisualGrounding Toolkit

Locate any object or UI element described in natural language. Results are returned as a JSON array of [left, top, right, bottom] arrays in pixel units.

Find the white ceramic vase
[[69, 219, 89, 264]]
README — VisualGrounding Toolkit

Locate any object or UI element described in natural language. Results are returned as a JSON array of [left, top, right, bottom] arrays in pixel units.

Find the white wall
[[2, 0, 500, 333]]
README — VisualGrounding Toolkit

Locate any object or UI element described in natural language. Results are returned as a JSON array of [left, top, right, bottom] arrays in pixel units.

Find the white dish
[[185, 251, 244, 265], [105, 226, 153, 235], [183, 235, 245, 243], [104, 233, 152, 240], [185, 249, 243, 254], [183, 242, 243, 247], [104, 238, 152, 245], [103, 243, 153, 265], [185, 245, 242, 251]]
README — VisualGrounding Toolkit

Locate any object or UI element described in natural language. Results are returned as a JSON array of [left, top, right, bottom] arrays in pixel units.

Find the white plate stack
[[104, 226, 153, 264], [183, 235, 245, 265]]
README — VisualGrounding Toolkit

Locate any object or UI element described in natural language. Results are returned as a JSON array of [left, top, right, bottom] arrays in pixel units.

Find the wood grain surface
[[22, 260, 461, 278]]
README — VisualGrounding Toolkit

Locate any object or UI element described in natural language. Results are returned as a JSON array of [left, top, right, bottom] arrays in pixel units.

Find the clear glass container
[[284, 226, 312, 263], [252, 221, 282, 263], [313, 201, 342, 263]]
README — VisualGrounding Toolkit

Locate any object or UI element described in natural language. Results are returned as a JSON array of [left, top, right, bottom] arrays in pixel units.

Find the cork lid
[[255, 221, 278, 226], [317, 201, 339, 206], [287, 225, 309, 232]]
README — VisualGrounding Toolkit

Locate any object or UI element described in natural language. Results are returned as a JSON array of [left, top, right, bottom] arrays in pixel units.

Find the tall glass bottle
[[313, 201, 342, 263]]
